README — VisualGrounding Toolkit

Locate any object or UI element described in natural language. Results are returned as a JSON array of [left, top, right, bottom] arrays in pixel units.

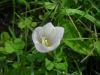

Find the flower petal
[[50, 27, 64, 48], [43, 22, 55, 30], [32, 26, 55, 53], [32, 27, 42, 44], [34, 42, 54, 53], [32, 22, 64, 53], [43, 22, 55, 37]]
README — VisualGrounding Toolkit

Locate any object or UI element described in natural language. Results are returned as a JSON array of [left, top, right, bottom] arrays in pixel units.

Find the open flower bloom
[[32, 22, 64, 53]]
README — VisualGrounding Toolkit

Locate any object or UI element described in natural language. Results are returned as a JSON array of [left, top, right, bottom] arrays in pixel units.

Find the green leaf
[[2, 38, 25, 54], [12, 62, 20, 69], [35, 53, 45, 62], [18, 17, 35, 29], [64, 38, 93, 55], [61, 20, 93, 55], [13, 38, 25, 50], [45, 58, 54, 71], [54, 62, 67, 70], [17, 0, 27, 5], [31, 22, 37, 27], [96, 41, 100, 55], [4, 41, 15, 53], [61, 8, 100, 27], [26, 54, 33, 62], [0, 47, 4, 52], [1, 32, 10, 42], [44, 2, 56, 10], [61, 0, 74, 8], [54, 51, 63, 62], [18, 20, 25, 29]]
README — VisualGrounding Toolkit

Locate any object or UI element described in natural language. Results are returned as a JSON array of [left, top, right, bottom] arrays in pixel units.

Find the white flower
[[32, 22, 64, 53]]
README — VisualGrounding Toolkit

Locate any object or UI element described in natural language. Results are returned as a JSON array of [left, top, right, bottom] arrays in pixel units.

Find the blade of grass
[[61, 8, 100, 27], [68, 15, 83, 41]]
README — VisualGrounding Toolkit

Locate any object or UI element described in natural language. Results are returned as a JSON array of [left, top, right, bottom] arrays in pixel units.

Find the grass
[[0, 0, 100, 75]]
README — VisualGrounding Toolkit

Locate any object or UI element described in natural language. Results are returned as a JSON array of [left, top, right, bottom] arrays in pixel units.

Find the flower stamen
[[41, 38, 51, 47]]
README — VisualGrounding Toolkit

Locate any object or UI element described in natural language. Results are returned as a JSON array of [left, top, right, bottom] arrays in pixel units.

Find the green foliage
[[0, 0, 100, 74], [44, 2, 56, 10], [13, 38, 25, 50], [1, 32, 11, 42], [17, 0, 27, 5], [54, 62, 67, 70], [45, 49, 68, 74], [96, 40, 100, 55], [4, 40, 15, 53], [45, 58, 54, 71], [61, 8, 100, 27], [45, 58, 67, 71], [58, 19, 93, 55], [0, 38, 25, 54], [18, 17, 37, 29]]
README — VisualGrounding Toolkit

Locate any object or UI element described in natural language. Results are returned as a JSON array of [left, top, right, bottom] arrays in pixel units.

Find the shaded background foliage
[[0, 0, 100, 75]]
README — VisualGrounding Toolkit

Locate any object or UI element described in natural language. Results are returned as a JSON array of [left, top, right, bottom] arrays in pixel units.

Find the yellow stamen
[[42, 38, 50, 47]]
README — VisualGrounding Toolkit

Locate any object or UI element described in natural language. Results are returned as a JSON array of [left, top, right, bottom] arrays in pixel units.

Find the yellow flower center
[[41, 38, 51, 47]]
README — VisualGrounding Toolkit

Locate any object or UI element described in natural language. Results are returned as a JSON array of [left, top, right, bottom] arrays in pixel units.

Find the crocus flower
[[32, 22, 64, 53]]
